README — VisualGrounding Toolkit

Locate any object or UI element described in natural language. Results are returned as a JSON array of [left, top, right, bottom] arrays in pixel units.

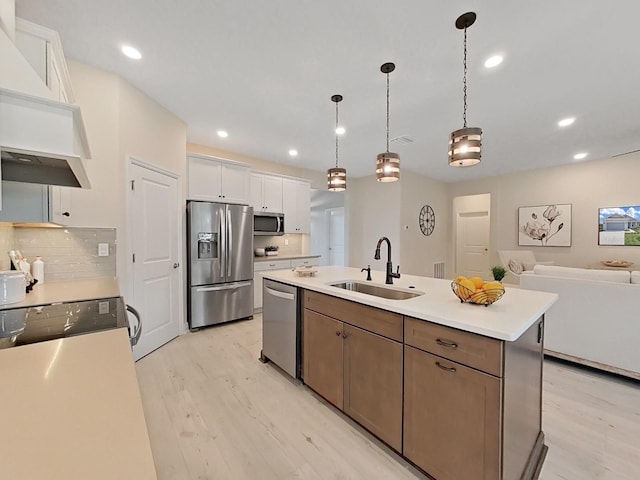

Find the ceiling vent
[[390, 135, 415, 145]]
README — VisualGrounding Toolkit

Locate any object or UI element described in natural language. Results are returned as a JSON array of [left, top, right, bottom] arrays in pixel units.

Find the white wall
[[0, 0, 14, 40], [66, 61, 120, 229], [66, 60, 187, 296], [399, 172, 451, 277], [346, 175, 402, 272], [448, 153, 640, 268]]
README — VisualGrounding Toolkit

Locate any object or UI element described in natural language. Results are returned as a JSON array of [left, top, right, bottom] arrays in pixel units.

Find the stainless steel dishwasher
[[260, 278, 299, 378]]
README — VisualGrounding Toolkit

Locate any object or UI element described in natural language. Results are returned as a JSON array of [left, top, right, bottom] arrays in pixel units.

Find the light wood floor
[[135, 316, 640, 479]]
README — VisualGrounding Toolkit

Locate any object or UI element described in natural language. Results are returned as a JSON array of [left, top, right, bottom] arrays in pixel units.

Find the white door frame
[[125, 156, 186, 339]]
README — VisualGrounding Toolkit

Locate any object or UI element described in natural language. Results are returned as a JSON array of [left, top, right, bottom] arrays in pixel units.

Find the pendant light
[[327, 94, 347, 191], [449, 12, 482, 167], [376, 62, 400, 182]]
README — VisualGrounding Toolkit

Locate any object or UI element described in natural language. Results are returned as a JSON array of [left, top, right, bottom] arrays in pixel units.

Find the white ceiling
[[15, 1, 640, 183]]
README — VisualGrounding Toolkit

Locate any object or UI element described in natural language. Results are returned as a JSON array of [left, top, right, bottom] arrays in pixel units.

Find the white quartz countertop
[[263, 266, 558, 341], [0, 277, 120, 310], [0, 328, 157, 480]]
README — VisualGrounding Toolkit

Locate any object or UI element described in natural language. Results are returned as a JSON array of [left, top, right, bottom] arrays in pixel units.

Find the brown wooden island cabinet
[[302, 290, 403, 452], [302, 289, 546, 480]]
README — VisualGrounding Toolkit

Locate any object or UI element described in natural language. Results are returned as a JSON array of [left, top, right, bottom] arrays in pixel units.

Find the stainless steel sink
[[328, 281, 424, 300]]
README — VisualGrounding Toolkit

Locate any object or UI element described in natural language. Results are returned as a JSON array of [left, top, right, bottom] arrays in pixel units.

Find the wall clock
[[419, 205, 435, 236]]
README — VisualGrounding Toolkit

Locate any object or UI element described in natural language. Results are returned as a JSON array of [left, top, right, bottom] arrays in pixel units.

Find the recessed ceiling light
[[558, 117, 575, 127], [573, 152, 588, 160], [336, 126, 346, 135], [484, 55, 503, 68], [288, 149, 298, 157], [121, 45, 142, 60], [217, 130, 228, 138]]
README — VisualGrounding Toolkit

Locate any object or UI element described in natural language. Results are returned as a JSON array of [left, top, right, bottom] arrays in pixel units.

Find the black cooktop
[[0, 297, 128, 347]]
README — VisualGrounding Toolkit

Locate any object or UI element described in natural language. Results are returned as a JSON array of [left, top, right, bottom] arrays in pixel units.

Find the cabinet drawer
[[254, 259, 291, 272], [404, 317, 502, 377], [290, 257, 319, 268], [304, 290, 402, 342]]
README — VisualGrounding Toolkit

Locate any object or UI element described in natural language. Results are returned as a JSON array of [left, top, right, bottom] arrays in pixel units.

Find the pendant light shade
[[449, 127, 482, 167], [375, 152, 400, 182], [327, 94, 347, 191], [376, 62, 400, 182], [449, 12, 482, 167], [327, 167, 347, 190]]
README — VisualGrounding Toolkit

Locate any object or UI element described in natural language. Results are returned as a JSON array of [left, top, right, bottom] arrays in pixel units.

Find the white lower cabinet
[[253, 257, 319, 310]]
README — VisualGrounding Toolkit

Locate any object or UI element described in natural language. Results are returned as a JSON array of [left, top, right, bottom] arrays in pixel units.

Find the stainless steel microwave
[[254, 212, 284, 236]]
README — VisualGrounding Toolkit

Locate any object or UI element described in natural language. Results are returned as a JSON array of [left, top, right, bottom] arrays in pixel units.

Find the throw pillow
[[508, 259, 524, 275]]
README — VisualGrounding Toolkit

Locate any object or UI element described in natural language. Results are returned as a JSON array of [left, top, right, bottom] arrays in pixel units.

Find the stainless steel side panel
[[226, 203, 254, 282], [262, 279, 298, 378], [189, 281, 253, 328]]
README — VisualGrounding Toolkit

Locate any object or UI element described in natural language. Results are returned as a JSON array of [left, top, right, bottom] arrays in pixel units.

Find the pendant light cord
[[386, 71, 390, 152], [335, 100, 339, 168], [463, 26, 468, 128]]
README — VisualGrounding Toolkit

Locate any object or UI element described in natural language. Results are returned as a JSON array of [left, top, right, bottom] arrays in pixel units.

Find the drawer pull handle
[[436, 338, 458, 349], [435, 361, 456, 373]]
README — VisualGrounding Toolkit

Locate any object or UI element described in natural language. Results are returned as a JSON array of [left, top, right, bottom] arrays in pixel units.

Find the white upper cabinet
[[14, 18, 74, 103], [282, 178, 310, 234], [187, 154, 250, 204], [250, 173, 283, 213]]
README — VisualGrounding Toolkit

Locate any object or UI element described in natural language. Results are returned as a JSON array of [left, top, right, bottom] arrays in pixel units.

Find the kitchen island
[[262, 266, 558, 480]]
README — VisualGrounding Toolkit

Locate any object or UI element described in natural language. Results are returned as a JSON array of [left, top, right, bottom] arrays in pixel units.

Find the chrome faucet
[[374, 236, 400, 284]]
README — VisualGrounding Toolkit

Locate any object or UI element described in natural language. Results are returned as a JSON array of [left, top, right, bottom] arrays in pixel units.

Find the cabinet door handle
[[436, 338, 458, 349], [435, 361, 456, 373], [336, 331, 341, 336], [342, 333, 347, 339], [62, 211, 70, 217]]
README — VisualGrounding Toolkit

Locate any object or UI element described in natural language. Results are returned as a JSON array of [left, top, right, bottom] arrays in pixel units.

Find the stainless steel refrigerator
[[187, 201, 254, 329]]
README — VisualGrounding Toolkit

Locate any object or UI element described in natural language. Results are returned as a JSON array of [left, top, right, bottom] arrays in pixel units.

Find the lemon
[[454, 275, 467, 284], [455, 277, 476, 300], [481, 281, 505, 303], [469, 276, 485, 290], [471, 290, 489, 304]]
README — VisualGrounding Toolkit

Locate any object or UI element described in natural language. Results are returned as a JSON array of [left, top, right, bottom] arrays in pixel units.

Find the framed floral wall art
[[518, 204, 572, 246]]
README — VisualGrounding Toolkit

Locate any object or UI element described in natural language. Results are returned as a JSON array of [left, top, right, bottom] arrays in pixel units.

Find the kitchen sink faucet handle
[[361, 265, 372, 281]]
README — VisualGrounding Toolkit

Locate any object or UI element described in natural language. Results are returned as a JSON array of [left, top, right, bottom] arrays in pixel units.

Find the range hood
[[0, 25, 91, 189], [0, 89, 91, 188]]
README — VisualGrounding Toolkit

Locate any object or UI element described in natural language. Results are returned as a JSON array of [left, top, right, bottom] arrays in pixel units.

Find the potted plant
[[491, 265, 506, 282]]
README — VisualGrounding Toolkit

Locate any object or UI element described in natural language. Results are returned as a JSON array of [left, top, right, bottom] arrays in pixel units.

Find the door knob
[[173, 263, 180, 268]]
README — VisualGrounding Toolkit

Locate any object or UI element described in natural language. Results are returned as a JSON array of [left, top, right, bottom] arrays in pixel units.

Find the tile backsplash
[[0, 227, 116, 282], [253, 234, 310, 257]]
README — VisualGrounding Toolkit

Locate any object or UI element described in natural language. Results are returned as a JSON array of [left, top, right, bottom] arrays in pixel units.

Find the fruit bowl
[[450, 281, 505, 307]]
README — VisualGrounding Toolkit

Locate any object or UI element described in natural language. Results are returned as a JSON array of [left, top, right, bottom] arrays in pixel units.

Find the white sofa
[[520, 265, 640, 379], [497, 250, 554, 283]]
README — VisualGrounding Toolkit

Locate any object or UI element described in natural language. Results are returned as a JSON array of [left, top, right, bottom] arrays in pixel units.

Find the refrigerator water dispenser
[[197, 232, 217, 259]]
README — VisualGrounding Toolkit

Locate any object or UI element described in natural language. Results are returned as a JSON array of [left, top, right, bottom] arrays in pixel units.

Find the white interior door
[[129, 161, 181, 360], [328, 207, 345, 266], [456, 211, 490, 278]]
